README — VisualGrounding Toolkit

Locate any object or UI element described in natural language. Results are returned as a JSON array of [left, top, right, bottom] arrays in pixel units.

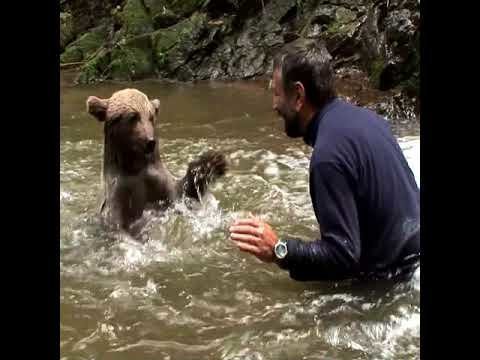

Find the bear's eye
[[125, 112, 140, 123], [107, 115, 121, 127], [149, 114, 155, 123]]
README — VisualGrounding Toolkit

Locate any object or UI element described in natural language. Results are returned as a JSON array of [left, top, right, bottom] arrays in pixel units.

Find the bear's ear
[[86, 96, 108, 122], [151, 99, 161, 115]]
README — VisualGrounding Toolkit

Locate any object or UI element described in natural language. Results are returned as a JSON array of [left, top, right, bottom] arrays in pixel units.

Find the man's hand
[[229, 217, 278, 263]]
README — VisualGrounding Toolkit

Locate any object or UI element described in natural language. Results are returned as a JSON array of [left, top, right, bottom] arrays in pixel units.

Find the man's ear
[[293, 82, 306, 112], [151, 99, 161, 115], [86, 96, 108, 122]]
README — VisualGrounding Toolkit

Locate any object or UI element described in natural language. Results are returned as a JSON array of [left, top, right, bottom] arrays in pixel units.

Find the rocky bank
[[60, 0, 419, 101]]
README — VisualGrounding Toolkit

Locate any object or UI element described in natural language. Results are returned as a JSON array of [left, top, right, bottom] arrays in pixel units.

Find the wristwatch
[[274, 239, 288, 260]]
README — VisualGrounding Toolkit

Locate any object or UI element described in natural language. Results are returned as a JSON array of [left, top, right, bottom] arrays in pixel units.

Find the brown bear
[[86, 88, 227, 234]]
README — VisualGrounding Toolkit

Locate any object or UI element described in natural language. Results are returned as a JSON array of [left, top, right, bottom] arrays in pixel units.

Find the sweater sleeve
[[277, 161, 362, 281]]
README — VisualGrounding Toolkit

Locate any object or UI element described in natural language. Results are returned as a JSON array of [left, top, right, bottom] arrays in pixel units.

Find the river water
[[60, 71, 420, 360]]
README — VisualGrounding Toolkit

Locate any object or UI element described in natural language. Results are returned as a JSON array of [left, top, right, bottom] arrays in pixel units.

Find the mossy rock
[[399, 32, 420, 97], [60, 47, 83, 64], [401, 71, 419, 98], [335, 7, 356, 24], [76, 48, 111, 84], [77, 35, 155, 83], [145, 0, 207, 21], [402, 31, 420, 75], [60, 25, 109, 64], [110, 35, 155, 80], [75, 0, 158, 83], [121, 0, 154, 36], [324, 7, 358, 37], [319, 6, 361, 58], [60, 12, 75, 51], [368, 58, 386, 88], [171, 0, 208, 17], [152, 8, 181, 29], [151, 12, 208, 74]]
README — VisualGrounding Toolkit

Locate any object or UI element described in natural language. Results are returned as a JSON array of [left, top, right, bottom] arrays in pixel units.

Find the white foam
[[399, 136, 420, 188]]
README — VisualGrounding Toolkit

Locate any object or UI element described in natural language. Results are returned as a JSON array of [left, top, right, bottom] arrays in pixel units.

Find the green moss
[[368, 58, 386, 88], [335, 7, 356, 24], [110, 49, 152, 80], [404, 33, 420, 75], [74, 4, 210, 83], [76, 48, 111, 84], [75, 3, 158, 84], [145, 0, 206, 20], [60, 47, 83, 63], [121, 0, 154, 36], [400, 34, 420, 97], [151, 12, 207, 72], [322, 6, 358, 37], [152, 27, 179, 53], [325, 20, 358, 37], [76, 37, 155, 83], [401, 72, 419, 98], [325, 21, 341, 35], [60, 12, 75, 51], [143, 0, 166, 15], [60, 26, 108, 64], [170, 0, 207, 17], [152, 7, 180, 29], [110, 35, 154, 80]]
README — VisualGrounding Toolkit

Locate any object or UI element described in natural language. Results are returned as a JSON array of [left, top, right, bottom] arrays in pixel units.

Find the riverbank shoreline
[[61, 0, 419, 101]]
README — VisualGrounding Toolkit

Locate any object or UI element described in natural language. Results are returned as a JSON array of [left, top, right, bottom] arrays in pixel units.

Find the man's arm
[[280, 161, 362, 281], [229, 161, 362, 281]]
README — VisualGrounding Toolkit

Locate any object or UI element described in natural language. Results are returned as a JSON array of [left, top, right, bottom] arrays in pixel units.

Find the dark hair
[[273, 39, 336, 108]]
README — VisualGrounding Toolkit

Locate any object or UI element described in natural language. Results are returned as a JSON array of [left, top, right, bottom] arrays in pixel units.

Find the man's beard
[[279, 108, 303, 138]]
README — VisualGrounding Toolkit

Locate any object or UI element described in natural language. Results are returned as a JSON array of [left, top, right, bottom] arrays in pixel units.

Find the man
[[228, 39, 420, 282]]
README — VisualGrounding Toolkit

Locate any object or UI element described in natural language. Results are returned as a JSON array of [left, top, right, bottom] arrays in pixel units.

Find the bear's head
[[86, 88, 161, 175]]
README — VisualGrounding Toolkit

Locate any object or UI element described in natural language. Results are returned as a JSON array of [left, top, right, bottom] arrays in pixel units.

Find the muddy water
[[60, 71, 420, 360]]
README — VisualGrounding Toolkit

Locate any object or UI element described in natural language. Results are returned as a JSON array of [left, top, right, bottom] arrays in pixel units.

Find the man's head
[[272, 39, 336, 138]]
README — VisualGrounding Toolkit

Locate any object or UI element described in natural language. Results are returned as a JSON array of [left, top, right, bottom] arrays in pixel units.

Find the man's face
[[272, 69, 303, 138]]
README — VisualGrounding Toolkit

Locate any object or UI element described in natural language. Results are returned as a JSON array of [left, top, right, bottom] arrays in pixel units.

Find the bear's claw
[[182, 150, 228, 199]]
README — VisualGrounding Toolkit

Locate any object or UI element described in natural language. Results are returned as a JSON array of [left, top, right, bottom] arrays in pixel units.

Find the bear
[[86, 88, 227, 234]]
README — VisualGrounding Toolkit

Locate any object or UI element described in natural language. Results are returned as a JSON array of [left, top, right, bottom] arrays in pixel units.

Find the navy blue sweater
[[279, 98, 420, 281]]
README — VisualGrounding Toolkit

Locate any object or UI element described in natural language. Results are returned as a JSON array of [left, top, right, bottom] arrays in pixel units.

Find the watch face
[[275, 242, 287, 259]]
